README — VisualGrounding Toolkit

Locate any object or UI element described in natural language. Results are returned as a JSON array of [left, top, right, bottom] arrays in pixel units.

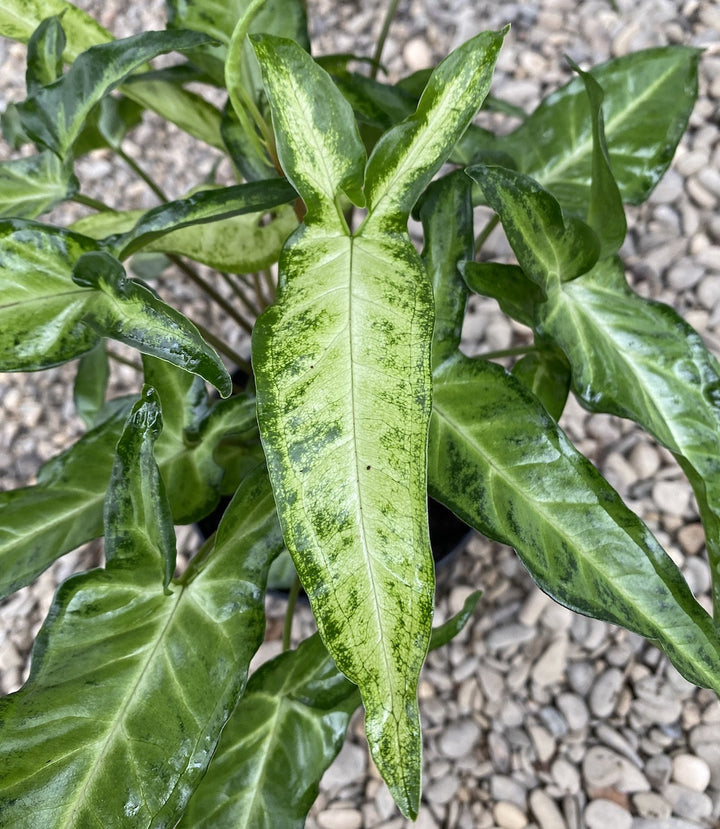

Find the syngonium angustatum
[[249, 29, 506, 816]]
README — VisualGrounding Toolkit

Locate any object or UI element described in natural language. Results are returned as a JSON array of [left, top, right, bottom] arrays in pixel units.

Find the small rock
[[403, 36, 432, 71], [589, 668, 624, 717], [649, 169, 684, 203], [425, 774, 459, 806], [529, 789, 565, 829], [320, 742, 367, 792], [487, 623, 537, 651], [438, 720, 480, 759], [550, 757, 581, 795], [673, 753, 710, 792], [491, 775, 527, 810], [567, 661, 595, 696], [645, 753, 673, 789], [677, 523, 706, 556], [652, 480, 691, 516], [632, 791, 672, 819], [628, 442, 662, 479], [518, 588, 552, 626], [493, 801, 528, 829], [532, 636, 567, 687], [697, 274, 720, 310], [527, 722, 556, 764], [632, 819, 709, 829], [631, 694, 682, 726], [694, 743, 720, 788], [663, 783, 712, 821], [556, 693, 589, 732], [316, 808, 363, 829], [584, 798, 632, 829], [582, 746, 650, 794], [539, 706, 568, 738]]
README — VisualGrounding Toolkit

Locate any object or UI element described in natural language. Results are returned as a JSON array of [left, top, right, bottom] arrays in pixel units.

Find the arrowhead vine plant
[[0, 0, 717, 824]]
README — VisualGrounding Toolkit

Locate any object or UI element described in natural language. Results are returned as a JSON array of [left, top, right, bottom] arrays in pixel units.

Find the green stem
[[106, 347, 142, 371], [117, 147, 169, 202], [73, 193, 113, 212], [478, 345, 536, 361], [474, 213, 500, 251], [282, 576, 302, 651], [371, 0, 401, 79], [168, 255, 255, 334], [192, 321, 252, 376]]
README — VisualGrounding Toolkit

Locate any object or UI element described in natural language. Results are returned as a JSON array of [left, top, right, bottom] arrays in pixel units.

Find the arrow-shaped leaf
[[537, 255, 720, 616], [429, 354, 720, 692], [0, 223, 230, 395], [0, 391, 284, 827], [250, 30, 504, 817]]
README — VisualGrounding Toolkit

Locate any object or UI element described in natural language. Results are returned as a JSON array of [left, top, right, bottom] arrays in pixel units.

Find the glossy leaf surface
[[25, 14, 64, 91], [429, 354, 720, 692], [536, 256, 720, 615], [501, 46, 700, 209], [512, 348, 571, 422], [0, 0, 224, 147], [461, 260, 543, 329], [0, 396, 283, 827], [180, 592, 483, 829], [15, 29, 214, 158], [0, 151, 77, 218], [0, 381, 258, 599], [73, 341, 109, 427], [251, 31, 504, 816], [419, 172, 474, 368], [0, 223, 230, 396]]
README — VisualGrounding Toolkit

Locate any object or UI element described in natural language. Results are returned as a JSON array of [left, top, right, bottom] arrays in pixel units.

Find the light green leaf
[[0, 223, 230, 396], [0, 396, 284, 827], [0, 0, 224, 148], [468, 165, 600, 288], [251, 33, 504, 817], [106, 179, 297, 258], [73, 340, 109, 427], [0, 151, 77, 218], [15, 29, 215, 158], [536, 255, 720, 616], [180, 591, 483, 828], [364, 27, 507, 226], [418, 172, 474, 369], [25, 14, 65, 92], [500, 46, 700, 208], [429, 354, 720, 692]]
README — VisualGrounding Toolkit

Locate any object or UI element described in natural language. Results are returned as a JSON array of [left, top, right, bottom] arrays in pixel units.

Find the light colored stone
[[663, 783, 712, 822], [425, 774, 459, 805], [584, 798, 632, 829], [531, 636, 567, 687], [316, 808, 363, 829], [675, 734, 706, 770], [528, 722, 556, 764], [582, 746, 650, 793], [550, 757, 581, 795], [402, 36, 432, 71], [529, 789, 565, 829], [438, 719, 480, 759], [677, 523, 706, 555], [320, 741, 367, 792], [487, 623, 537, 651], [632, 791, 672, 820], [556, 693, 589, 732], [493, 801, 528, 829], [652, 480, 691, 516], [491, 775, 527, 810], [518, 587, 552, 626], [589, 668, 623, 717]]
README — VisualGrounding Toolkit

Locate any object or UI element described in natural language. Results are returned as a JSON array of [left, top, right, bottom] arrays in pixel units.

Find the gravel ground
[[1, 1, 720, 828]]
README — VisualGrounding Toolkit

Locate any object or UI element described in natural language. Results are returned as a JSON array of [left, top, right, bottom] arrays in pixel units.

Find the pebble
[[697, 274, 720, 310], [316, 808, 363, 829], [671, 753, 711, 792], [425, 774, 459, 805], [320, 742, 367, 793], [589, 668, 624, 717], [491, 776, 528, 810], [438, 720, 480, 759], [402, 36, 433, 71], [531, 636, 567, 687], [632, 791, 672, 820], [677, 522, 706, 555], [487, 623, 537, 651], [529, 789, 565, 829], [527, 722, 556, 764], [550, 757, 581, 795], [631, 820, 711, 829], [584, 798, 632, 829], [567, 661, 595, 696], [556, 693, 589, 732], [582, 746, 650, 793], [652, 480, 691, 516], [493, 801, 528, 829], [663, 783, 712, 821]]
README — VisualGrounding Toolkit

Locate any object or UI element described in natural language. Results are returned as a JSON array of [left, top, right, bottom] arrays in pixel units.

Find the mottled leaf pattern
[[251, 31, 504, 816], [0, 394, 283, 827], [429, 355, 720, 692]]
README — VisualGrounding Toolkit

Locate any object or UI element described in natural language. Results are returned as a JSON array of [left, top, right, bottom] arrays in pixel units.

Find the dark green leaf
[[0, 151, 77, 218], [461, 260, 543, 328], [500, 46, 701, 208], [0, 224, 230, 395], [568, 58, 626, 256], [418, 172, 474, 368], [25, 14, 65, 92], [536, 255, 720, 615], [467, 165, 600, 287], [15, 29, 216, 158], [220, 101, 277, 182], [429, 354, 720, 693], [180, 592, 482, 828], [0, 402, 283, 827], [512, 348, 571, 421], [72, 95, 144, 156], [73, 340, 109, 428]]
